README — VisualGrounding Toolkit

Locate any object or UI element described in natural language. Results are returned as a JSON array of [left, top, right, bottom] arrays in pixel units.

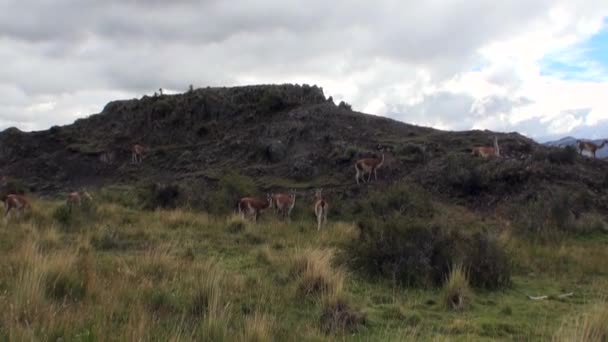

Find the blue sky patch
[[539, 17, 608, 81]]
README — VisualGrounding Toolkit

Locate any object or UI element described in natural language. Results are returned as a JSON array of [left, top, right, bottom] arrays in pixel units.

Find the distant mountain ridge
[[544, 136, 608, 158]]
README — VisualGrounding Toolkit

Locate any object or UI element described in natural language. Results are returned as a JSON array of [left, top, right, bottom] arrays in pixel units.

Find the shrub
[[510, 189, 596, 238], [141, 183, 182, 210], [52, 203, 97, 232], [346, 219, 511, 289], [547, 146, 578, 164], [396, 143, 427, 163], [442, 264, 473, 311], [143, 288, 177, 316], [464, 232, 512, 289], [208, 171, 257, 215], [0, 178, 27, 199], [351, 182, 434, 221], [53, 205, 72, 226], [554, 300, 608, 341], [258, 90, 286, 113], [44, 268, 88, 302], [338, 101, 352, 111], [290, 248, 345, 300], [241, 313, 274, 342], [319, 296, 366, 334], [226, 215, 248, 233]]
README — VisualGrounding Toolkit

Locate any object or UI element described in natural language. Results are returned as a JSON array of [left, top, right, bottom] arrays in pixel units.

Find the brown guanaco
[[272, 190, 296, 221], [237, 193, 273, 222], [66, 191, 93, 210], [131, 144, 146, 164], [471, 136, 500, 158], [355, 152, 385, 185], [4, 194, 30, 218], [313, 189, 328, 231], [576, 139, 607, 159]]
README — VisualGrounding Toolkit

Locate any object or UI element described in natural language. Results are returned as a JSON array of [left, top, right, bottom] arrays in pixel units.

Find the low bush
[[442, 264, 473, 311], [548, 146, 578, 164], [510, 188, 598, 238], [338, 101, 352, 110], [351, 182, 434, 221], [207, 171, 257, 215], [319, 296, 366, 334], [44, 268, 88, 302], [141, 183, 182, 210], [346, 219, 511, 289], [290, 248, 345, 300], [396, 143, 427, 163]]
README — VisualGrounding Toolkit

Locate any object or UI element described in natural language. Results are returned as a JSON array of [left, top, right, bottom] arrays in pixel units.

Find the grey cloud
[[0, 0, 605, 135]]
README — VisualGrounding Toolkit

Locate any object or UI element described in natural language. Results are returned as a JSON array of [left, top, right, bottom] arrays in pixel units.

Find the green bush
[[548, 146, 578, 164], [45, 269, 88, 302], [258, 90, 286, 113], [208, 171, 257, 215], [511, 189, 580, 237], [346, 219, 511, 289], [338, 101, 352, 111], [0, 178, 27, 199], [351, 182, 434, 221], [396, 143, 426, 163], [140, 183, 182, 210], [52, 202, 97, 232], [346, 186, 511, 289]]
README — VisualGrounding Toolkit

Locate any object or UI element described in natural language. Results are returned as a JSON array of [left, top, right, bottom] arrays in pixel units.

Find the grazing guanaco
[[471, 136, 500, 158], [313, 189, 328, 231], [272, 190, 296, 221], [131, 144, 146, 164], [355, 152, 385, 185], [576, 139, 608, 159], [237, 193, 273, 222], [66, 191, 93, 210], [4, 194, 30, 219]]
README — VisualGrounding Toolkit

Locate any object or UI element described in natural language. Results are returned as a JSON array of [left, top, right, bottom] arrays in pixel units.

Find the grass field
[[0, 195, 606, 341]]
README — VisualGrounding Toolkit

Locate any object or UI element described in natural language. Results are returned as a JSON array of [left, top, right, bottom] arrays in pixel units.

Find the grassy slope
[[0, 198, 606, 341]]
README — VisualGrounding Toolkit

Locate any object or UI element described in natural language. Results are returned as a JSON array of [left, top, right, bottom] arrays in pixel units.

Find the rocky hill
[[1, 84, 607, 215], [544, 136, 608, 158]]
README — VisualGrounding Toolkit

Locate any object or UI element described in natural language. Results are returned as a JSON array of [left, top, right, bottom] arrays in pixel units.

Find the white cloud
[[0, 0, 607, 139]]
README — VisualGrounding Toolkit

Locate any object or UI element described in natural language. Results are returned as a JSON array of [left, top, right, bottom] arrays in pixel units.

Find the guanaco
[[355, 153, 385, 185], [313, 189, 328, 231], [131, 144, 146, 164], [471, 136, 500, 158], [237, 193, 273, 222], [66, 191, 93, 210], [4, 194, 30, 218], [576, 139, 608, 159], [272, 190, 296, 221]]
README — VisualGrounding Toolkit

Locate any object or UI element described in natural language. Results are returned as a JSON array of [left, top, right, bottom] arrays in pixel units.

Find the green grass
[[0, 197, 605, 341]]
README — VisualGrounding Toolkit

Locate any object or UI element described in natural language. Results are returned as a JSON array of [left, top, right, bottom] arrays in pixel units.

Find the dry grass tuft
[[553, 299, 608, 342], [442, 264, 473, 311], [319, 295, 366, 335], [241, 312, 275, 342], [290, 248, 345, 299]]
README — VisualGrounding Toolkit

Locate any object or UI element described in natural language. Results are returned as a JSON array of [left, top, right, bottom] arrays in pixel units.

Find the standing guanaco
[[66, 191, 93, 210], [471, 136, 500, 158], [272, 190, 296, 221], [313, 189, 328, 231], [131, 144, 146, 164], [237, 193, 273, 222], [355, 152, 385, 185], [576, 139, 608, 159], [4, 194, 30, 219]]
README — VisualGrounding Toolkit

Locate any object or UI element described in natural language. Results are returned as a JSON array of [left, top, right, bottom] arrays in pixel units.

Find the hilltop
[[1, 84, 607, 216]]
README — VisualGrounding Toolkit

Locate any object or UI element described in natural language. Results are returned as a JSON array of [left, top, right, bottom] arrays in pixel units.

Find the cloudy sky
[[1, 0, 607, 142]]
